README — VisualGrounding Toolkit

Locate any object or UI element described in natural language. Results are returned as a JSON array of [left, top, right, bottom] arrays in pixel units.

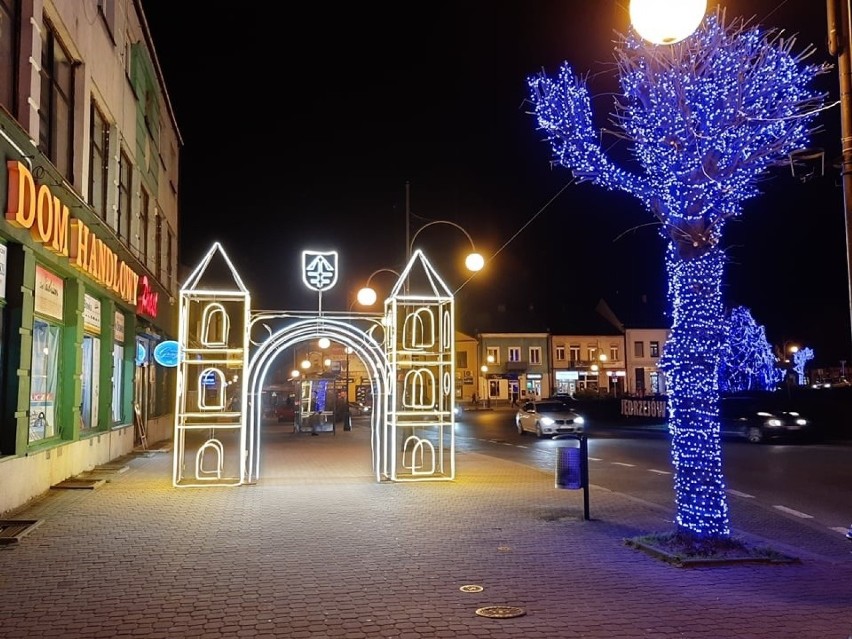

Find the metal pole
[[828, 0, 852, 360], [405, 181, 411, 264]]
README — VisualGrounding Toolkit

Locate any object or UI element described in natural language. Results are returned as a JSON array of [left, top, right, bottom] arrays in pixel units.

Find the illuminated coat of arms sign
[[302, 250, 338, 292]]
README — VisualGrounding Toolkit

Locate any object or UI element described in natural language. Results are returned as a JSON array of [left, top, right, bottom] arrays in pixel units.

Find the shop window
[[38, 19, 75, 181], [29, 319, 62, 442], [80, 335, 100, 431], [112, 341, 124, 423]]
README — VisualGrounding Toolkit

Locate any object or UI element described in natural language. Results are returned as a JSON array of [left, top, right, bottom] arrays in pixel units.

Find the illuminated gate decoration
[[384, 249, 455, 481], [173, 243, 249, 487], [172, 243, 457, 486]]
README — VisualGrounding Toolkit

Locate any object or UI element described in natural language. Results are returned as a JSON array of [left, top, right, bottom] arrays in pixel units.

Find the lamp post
[[629, 0, 852, 367], [480, 364, 489, 408], [356, 268, 402, 307], [404, 182, 485, 272]]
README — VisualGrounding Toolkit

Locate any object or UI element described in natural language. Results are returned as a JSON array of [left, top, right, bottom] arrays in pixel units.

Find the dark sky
[[143, 1, 851, 367]]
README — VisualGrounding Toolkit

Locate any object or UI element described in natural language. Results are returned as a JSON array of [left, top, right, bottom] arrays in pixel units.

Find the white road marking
[[829, 526, 850, 535], [611, 462, 635, 467], [773, 505, 814, 519], [588, 456, 602, 461], [727, 489, 755, 499], [648, 469, 671, 475]]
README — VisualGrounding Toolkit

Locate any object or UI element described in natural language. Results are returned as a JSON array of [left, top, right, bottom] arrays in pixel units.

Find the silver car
[[516, 400, 585, 438]]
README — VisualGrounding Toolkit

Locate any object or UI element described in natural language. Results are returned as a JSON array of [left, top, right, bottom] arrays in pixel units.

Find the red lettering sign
[[136, 275, 159, 318]]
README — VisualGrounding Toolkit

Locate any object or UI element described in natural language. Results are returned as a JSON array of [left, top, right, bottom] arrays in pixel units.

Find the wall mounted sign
[[153, 340, 180, 367], [34, 265, 63, 320], [83, 293, 101, 334]]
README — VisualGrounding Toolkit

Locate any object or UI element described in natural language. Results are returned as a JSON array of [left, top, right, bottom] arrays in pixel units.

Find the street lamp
[[630, 0, 852, 364], [404, 182, 485, 273], [628, 0, 706, 45], [356, 268, 402, 307], [408, 220, 485, 273], [480, 364, 490, 408]]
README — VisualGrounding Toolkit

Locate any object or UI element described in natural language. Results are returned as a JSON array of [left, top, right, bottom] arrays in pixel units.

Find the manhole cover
[[475, 606, 526, 619], [460, 585, 484, 593]]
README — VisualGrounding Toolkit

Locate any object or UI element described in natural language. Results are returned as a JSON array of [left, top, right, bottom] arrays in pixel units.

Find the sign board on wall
[[114, 311, 125, 343], [83, 294, 101, 334], [34, 265, 63, 320]]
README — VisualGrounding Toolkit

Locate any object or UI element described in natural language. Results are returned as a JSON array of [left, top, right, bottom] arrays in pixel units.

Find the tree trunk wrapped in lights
[[527, 9, 828, 540]]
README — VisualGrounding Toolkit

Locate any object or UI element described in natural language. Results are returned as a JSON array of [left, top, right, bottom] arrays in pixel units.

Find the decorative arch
[[245, 317, 390, 483]]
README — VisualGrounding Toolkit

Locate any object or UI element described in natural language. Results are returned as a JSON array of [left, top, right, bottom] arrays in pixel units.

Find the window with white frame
[[508, 347, 521, 362], [650, 341, 660, 358], [569, 344, 580, 362], [38, 20, 75, 181], [89, 102, 109, 219], [117, 150, 132, 241], [529, 347, 542, 364], [138, 187, 149, 264], [587, 347, 597, 361], [486, 347, 499, 365], [610, 345, 619, 361], [555, 345, 565, 361]]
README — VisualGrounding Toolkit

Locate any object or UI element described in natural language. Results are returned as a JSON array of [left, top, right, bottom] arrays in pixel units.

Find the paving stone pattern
[[0, 422, 850, 638]]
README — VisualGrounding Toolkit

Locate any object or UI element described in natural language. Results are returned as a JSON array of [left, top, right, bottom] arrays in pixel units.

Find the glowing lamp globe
[[357, 287, 378, 306], [465, 252, 485, 272], [317, 337, 331, 349], [629, 0, 706, 45]]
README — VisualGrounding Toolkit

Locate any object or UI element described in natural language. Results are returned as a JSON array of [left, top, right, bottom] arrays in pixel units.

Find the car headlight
[[765, 418, 783, 427], [574, 416, 585, 424], [541, 417, 555, 426], [795, 418, 807, 426]]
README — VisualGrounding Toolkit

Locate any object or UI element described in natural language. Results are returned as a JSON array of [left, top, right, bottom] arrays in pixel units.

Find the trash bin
[[553, 433, 590, 520], [555, 445, 583, 489]]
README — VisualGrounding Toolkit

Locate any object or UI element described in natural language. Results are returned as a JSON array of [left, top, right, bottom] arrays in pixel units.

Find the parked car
[[276, 403, 295, 422], [515, 399, 585, 438], [719, 395, 813, 444]]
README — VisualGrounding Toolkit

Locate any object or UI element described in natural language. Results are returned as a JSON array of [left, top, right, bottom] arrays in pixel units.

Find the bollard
[[553, 434, 590, 520]]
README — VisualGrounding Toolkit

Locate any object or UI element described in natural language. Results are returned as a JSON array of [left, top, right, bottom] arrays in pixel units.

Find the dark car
[[719, 395, 813, 444], [276, 404, 295, 422]]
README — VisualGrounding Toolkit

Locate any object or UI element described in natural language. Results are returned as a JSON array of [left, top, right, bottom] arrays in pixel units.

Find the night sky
[[143, 1, 851, 367]]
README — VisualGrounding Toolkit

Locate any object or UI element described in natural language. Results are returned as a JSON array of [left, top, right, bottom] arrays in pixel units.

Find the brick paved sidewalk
[[0, 422, 850, 639]]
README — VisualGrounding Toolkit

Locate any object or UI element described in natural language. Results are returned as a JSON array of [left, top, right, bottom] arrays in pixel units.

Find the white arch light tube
[[246, 317, 388, 482]]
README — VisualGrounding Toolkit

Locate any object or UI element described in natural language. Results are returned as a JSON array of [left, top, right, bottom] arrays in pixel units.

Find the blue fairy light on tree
[[792, 347, 815, 386], [527, 9, 829, 539], [718, 306, 780, 393]]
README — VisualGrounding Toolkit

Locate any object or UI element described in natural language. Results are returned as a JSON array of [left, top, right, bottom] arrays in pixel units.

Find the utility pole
[[828, 0, 852, 361]]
